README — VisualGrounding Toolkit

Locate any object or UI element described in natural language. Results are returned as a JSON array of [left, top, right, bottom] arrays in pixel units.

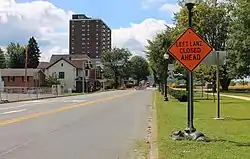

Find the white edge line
[[1, 109, 27, 115]]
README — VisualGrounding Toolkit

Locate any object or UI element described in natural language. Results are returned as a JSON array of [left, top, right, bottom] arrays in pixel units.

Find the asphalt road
[[0, 89, 153, 159]]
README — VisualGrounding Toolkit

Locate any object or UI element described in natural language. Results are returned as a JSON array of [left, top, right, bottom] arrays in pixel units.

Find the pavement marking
[[63, 100, 87, 103], [1, 109, 26, 115], [0, 91, 135, 126], [0, 98, 87, 110]]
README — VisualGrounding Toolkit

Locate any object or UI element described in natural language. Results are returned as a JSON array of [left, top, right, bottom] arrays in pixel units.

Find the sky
[[0, 0, 181, 61]]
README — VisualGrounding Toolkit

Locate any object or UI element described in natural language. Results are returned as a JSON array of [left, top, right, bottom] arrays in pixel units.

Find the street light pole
[[185, 0, 196, 133], [164, 53, 169, 101]]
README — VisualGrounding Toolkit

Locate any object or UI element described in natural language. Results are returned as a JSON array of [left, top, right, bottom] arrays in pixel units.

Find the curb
[[149, 91, 158, 159]]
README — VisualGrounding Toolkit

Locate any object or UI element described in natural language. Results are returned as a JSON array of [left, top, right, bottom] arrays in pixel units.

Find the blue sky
[[16, 0, 177, 28], [1, 0, 180, 60]]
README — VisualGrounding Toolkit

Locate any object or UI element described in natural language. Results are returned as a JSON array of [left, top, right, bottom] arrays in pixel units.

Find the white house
[[38, 57, 102, 93]]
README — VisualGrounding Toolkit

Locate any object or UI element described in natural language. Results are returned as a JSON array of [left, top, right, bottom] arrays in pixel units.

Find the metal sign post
[[202, 50, 226, 120], [168, 2, 213, 134]]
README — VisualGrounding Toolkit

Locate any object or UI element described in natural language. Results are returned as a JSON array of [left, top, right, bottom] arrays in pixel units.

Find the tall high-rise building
[[69, 14, 111, 58]]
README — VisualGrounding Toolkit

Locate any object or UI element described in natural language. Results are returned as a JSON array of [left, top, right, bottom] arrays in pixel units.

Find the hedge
[[168, 88, 188, 102]]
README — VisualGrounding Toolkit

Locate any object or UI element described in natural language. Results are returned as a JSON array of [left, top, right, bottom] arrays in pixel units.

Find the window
[[58, 72, 65, 79], [8, 76, 15, 82], [96, 69, 101, 78], [22, 76, 29, 81], [76, 69, 79, 76], [85, 70, 89, 76], [61, 63, 63, 67]]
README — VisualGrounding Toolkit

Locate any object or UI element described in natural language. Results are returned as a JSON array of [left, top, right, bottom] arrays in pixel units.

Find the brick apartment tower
[[69, 14, 111, 58]]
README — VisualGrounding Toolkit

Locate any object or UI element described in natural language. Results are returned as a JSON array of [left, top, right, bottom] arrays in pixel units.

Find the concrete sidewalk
[[219, 94, 250, 101]]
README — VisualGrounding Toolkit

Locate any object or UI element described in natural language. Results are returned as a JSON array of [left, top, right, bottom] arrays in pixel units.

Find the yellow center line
[[0, 91, 135, 126]]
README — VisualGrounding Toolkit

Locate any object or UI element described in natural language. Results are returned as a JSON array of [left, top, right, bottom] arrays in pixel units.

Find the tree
[[27, 37, 41, 68], [45, 75, 60, 86], [145, 28, 175, 91], [0, 48, 5, 68], [101, 47, 132, 89], [6, 43, 26, 68], [226, 0, 250, 80], [172, 0, 232, 90], [130, 56, 150, 85]]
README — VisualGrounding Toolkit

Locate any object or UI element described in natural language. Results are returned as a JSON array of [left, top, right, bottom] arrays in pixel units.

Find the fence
[[0, 87, 68, 102]]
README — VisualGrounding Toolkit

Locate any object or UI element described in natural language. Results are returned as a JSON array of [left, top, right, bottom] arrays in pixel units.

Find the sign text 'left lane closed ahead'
[[168, 28, 213, 72]]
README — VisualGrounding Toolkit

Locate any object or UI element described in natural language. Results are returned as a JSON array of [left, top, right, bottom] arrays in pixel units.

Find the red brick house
[[0, 69, 45, 88]]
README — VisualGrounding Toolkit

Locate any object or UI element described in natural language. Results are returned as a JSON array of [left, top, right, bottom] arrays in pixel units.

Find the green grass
[[156, 91, 250, 159]]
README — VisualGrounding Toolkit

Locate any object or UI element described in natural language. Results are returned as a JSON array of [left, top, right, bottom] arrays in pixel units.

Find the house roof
[[46, 58, 89, 69], [50, 54, 91, 63], [50, 54, 70, 63], [37, 62, 50, 69], [0, 69, 41, 77]]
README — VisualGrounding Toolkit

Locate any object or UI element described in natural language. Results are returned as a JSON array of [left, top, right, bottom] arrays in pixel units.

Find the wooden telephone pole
[[24, 46, 28, 89]]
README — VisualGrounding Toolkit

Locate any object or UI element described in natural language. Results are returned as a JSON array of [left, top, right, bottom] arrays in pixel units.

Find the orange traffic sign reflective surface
[[168, 28, 213, 72]]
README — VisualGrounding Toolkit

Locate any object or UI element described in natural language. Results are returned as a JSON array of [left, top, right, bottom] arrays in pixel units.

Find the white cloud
[[159, 3, 181, 13], [0, 0, 173, 62], [0, 0, 72, 61], [112, 18, 173, 56]]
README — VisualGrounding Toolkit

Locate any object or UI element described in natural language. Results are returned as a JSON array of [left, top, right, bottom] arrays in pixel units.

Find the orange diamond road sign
[[168, 28, 213, 72]]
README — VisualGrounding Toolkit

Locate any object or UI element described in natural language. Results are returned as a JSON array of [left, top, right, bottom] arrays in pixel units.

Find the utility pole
[[24, 46, 28, 89], [82, 61, 85, 93]]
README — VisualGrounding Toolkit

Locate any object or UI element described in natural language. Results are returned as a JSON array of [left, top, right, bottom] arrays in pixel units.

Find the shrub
[[230, 81, 236, 86], [168, 88, 188, 102]]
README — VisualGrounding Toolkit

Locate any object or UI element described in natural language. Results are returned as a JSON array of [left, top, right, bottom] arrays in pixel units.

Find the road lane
[[0, 89, 153, 159], [0, 90, 132, 121]]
